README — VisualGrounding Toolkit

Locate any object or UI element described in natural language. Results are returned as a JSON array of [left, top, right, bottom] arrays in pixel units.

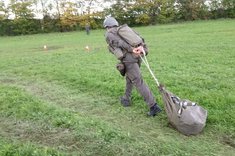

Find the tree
[[222, 0, 235, 18], [60, 1, 79, 31], [175, 0, 208, 21], [155, 0, 175, 23], [8, 0, 40, 35], [129, 0, 160, 25], [9, 0, 35, 19], [0, 1, 11, 35], [81, 0, 107, 25], [33, 0, 50, 31], [127, 0, 175, 25], [104, 0, 133, 25], [0, 0, 10, 20]]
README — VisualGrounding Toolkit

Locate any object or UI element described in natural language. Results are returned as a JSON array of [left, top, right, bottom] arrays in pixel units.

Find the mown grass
[[0, 19, 234, 155]]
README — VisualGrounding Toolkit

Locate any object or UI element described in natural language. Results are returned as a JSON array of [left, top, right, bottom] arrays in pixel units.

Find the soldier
[[103, 17, 162, 117], [85, 23, 90, 35]]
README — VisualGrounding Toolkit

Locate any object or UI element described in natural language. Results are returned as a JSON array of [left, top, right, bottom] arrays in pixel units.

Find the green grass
[[0, 19, 235, 155]]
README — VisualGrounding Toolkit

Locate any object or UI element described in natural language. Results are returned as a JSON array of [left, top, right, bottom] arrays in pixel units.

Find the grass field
[[0, 19, 235, 155]]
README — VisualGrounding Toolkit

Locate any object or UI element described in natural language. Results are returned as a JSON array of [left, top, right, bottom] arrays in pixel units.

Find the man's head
[[103, 17, 119, 28]]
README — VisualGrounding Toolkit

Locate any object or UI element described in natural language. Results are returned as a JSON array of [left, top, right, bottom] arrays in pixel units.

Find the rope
[[140, 48, 160, 87]]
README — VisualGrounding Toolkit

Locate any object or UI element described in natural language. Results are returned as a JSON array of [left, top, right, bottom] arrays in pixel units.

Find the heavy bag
[[159, 85, 208, 135]]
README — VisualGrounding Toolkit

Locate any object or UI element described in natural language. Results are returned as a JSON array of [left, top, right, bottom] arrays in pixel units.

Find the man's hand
[[132, 46, 144, 55]]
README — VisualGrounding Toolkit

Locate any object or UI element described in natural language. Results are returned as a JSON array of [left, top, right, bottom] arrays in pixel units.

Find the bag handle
[[171, 96, 197, 116]]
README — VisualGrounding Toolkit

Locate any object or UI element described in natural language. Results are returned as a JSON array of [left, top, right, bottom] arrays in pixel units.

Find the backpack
[[117, 24, 143, 47]]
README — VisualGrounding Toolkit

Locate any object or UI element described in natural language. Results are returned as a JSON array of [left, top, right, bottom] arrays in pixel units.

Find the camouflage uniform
[[105, 26, 156, 108]]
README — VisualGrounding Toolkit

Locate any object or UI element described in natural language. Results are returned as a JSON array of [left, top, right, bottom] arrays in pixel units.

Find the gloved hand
[[133, 46, 145, 55], [132, 46, 145, 58], [133, 46, 143, 54]]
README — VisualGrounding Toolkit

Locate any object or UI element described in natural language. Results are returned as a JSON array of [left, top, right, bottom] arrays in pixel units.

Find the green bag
[[117, 24, 143, 47]]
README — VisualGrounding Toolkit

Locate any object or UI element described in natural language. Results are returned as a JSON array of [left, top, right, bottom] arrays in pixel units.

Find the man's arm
[[106, 32, 125, 60]]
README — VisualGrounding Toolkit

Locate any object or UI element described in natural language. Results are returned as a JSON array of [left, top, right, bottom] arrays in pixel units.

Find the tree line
[[0, 0, 234, 36]]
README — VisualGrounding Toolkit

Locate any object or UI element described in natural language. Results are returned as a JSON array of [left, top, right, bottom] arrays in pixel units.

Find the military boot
[[148, 103, 162, 116], [120, 96, 131, 107]]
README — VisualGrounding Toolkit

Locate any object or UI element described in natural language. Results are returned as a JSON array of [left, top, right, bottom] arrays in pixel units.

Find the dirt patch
[[221, 134, 235, 148], [30, 45, 63, 52], [41, 45, 63, 51], [0, 117, 80, 152], [0, 77, 16, 84]]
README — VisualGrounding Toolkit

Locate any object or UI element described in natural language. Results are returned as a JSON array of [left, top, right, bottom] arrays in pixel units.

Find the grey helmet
[[103, 17, 119, 28]]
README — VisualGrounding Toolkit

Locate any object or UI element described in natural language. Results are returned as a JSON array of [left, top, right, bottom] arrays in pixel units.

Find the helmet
[[103, 17, 119, 28]]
